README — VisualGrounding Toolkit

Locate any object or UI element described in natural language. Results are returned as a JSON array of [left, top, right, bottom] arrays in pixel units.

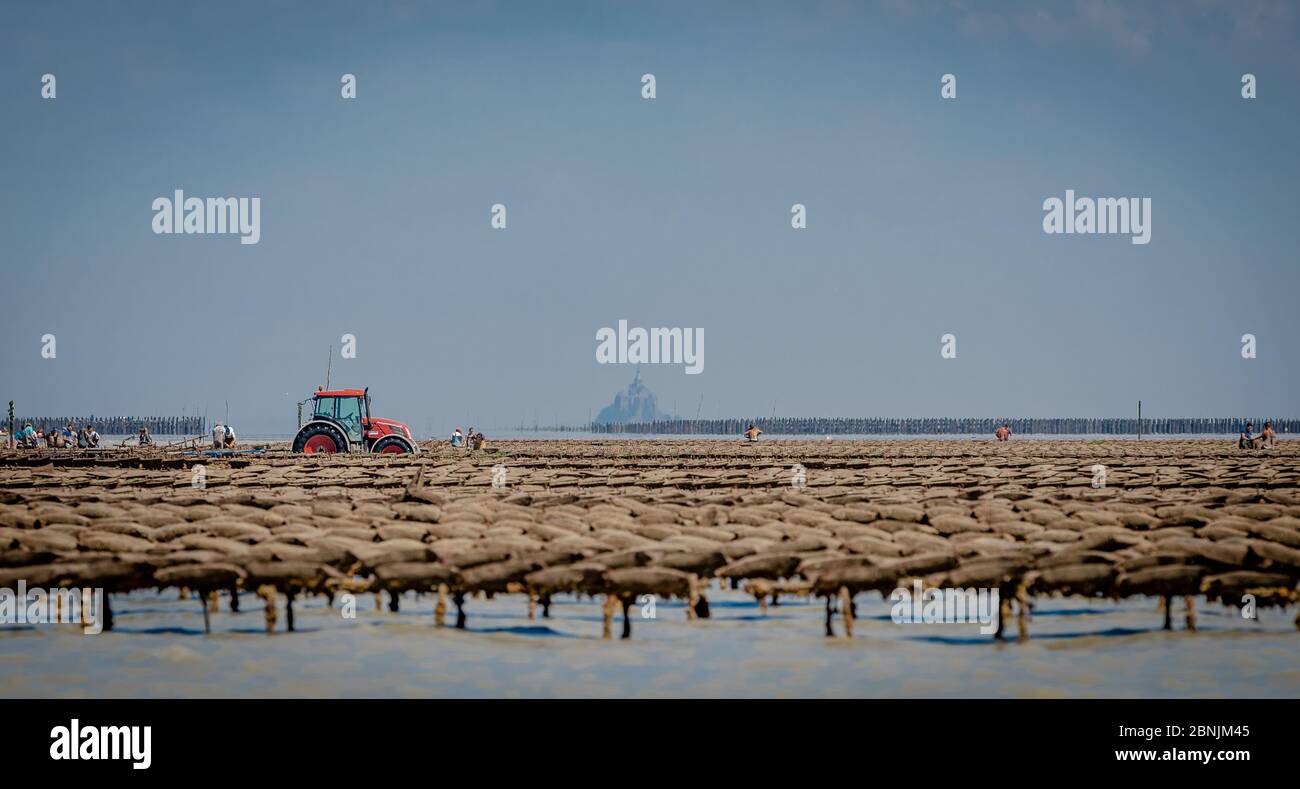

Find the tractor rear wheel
[[294, 423, 346, 454], [371, 436, 412, 455]]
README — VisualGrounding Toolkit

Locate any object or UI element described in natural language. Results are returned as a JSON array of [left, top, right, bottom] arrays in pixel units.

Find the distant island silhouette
[[595, 368, 673, 424]]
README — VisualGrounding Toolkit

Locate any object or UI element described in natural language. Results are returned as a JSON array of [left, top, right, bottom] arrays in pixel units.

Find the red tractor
[[292, 388, 418, 455]]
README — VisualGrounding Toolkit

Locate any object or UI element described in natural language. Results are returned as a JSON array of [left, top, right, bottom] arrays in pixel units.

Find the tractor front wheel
[[371, 436, 412, 455], [293, 424, 346, 454]]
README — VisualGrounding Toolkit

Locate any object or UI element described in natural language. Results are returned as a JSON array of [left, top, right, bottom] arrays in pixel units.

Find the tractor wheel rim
[[378, 443, 405, 454], [303, 434, 337, 453]]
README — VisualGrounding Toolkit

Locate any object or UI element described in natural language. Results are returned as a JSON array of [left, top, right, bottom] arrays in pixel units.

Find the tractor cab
[[312, 389, 368, 445], [293, 387, 417, 455]]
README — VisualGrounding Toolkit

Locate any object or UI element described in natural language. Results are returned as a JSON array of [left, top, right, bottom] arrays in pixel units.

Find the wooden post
[[258, 585, 277, 633], [453, 592, 466, 629], [602, 594, 616, 639], [839, 586, 854, 638], [1016, 583, 1030, 642], [434, 584, 447, 627]]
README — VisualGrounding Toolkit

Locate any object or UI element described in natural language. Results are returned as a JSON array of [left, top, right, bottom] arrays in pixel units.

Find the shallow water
[[2, 590, 1295, 698]]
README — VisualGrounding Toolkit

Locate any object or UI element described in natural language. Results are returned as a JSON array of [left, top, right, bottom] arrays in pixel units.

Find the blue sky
[[2, 0, 1297, 434]]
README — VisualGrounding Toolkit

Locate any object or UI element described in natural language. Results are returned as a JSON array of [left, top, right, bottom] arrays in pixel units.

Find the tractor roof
[[314, 389, 366, 398]]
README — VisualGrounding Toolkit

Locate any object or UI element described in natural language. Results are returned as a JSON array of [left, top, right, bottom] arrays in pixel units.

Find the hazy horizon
[[3, 0, 1298, 435]]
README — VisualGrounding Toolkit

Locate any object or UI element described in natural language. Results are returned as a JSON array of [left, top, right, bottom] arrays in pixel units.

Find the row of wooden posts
[[11, 416, 205, 436], [584, 417, 1297, 435]]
